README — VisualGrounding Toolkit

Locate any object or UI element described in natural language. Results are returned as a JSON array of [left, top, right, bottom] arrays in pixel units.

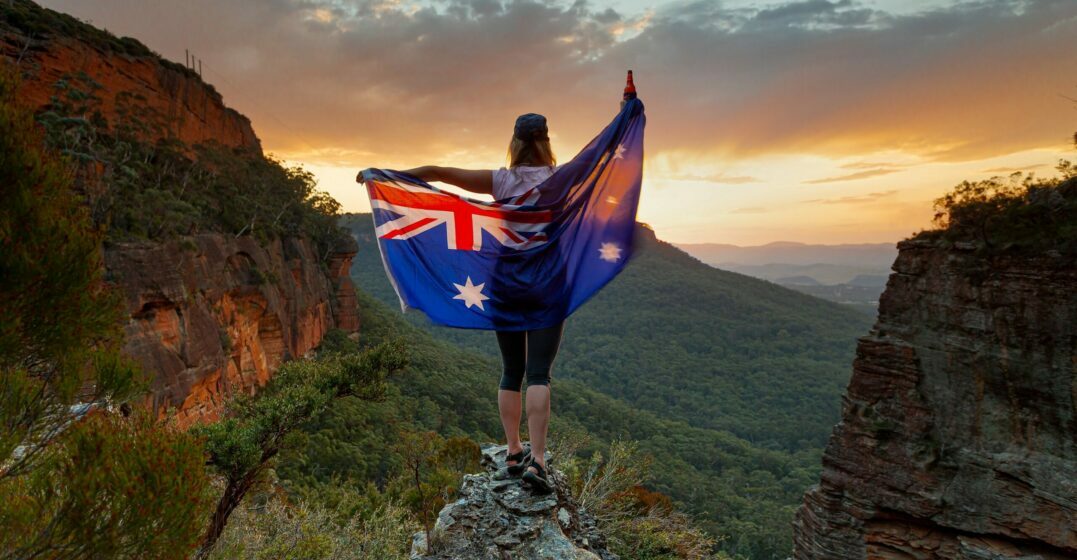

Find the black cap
[[513, 113, 549, 142]]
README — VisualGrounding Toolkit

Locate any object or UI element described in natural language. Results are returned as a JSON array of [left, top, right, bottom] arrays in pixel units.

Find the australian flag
[[361, 97, 645, 331]]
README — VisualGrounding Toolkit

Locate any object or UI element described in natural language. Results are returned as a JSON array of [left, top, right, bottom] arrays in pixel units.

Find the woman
[[366, 113, 562, 494]]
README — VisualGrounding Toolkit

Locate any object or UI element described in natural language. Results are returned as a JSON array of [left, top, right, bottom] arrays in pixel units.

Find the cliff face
[[2, 9, 260, 150], [793, 239, 1076, 559], [106, 234, 359, 427], [1, 2, 359, 425]]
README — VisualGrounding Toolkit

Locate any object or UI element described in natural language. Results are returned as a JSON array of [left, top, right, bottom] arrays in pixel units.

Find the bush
[[0, 411, 216, 559], [924, 161, 1077, 254], [195, 342, 408, 557], [209, 490, 416, 560], [557, 437, 722, 560], [33, 68, 350, 259], [0, 63, 142, 475]]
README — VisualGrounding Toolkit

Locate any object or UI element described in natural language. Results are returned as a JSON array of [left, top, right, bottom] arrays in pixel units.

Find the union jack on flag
[[361, 95, 645, 331], [368, 176, 552, 251]]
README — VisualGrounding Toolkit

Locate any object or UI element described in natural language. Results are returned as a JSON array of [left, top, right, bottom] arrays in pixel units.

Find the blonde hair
[[507, 136, 556, 169]]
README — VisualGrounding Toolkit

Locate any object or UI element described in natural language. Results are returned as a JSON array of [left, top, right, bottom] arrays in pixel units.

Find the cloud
[[730, 206, 768, 214], [982, 163, 1046, 173], [803, 189, 899, 204], [38, 0, 1077, 167], [668, 172, 760, 184], [804, 167, 902, 183], [839, 160, 907, 170]]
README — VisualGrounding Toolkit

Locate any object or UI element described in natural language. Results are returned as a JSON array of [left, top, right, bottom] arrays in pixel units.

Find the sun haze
[[39, 0, 1077, 245]]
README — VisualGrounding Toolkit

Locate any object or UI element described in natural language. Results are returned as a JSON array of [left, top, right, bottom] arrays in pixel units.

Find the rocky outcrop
[[793, 239, 1077, 559], [411, 444, 617, 560], [1, 2, 357, 425], [105, 234, 359, 427], [2, 1, 260, 151]]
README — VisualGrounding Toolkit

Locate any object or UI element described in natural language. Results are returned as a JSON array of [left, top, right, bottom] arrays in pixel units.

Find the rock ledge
[[410, 443, 617, 560]]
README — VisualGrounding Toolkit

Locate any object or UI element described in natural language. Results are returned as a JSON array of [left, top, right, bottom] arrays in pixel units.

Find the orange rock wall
[[3, 29, 259, 151], [1, 6, 361, 425], [106, 234, 358, 427]]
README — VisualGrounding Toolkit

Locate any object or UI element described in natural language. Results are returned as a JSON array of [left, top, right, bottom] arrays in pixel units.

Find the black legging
[[495, 321, 566, 391]]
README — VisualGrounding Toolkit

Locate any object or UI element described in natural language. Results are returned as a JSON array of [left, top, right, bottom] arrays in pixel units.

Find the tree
[[0, 62, 215, 560], [0, 411, 215, 559], [0, 63, 139, 479], [195, 341, 408, 558]]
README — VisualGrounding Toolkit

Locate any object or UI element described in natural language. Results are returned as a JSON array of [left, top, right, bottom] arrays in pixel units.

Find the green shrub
[[557, 437, 722, 559], [31, 65, 350, 259], [1, 64, 215, 560], [209, 490, 416, 560], [0, 411, 216, 559], [923, 161, 1077, 253], [194, 342, 408, 557], [0, 63, 141, 474]]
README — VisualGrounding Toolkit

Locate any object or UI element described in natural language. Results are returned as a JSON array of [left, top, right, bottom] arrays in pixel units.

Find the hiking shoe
[[521, 460, 554, 495]]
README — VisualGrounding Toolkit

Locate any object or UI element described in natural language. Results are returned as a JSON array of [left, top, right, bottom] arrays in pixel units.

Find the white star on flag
[[453, 276, 490, 310], [598, 242, 622, 262], [612, 143, 626, 160]]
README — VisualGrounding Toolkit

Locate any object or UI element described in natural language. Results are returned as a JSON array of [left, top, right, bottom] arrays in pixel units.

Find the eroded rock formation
[[411, 444, 617, 560], [105, 234, 359, 427], [793, 239, 1077, 559]]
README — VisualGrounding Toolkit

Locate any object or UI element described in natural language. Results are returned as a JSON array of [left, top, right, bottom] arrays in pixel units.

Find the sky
[[40, 0, 1077, 245]]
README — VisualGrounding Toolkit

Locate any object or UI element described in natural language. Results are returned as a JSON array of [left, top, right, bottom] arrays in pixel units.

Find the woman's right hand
[[355, 170, 366, 184]]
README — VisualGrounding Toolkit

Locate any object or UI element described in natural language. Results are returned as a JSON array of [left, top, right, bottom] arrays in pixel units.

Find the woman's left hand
[[355, 170, 366, 184]]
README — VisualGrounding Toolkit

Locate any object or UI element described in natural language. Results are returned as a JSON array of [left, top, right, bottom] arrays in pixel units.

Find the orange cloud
[[38, 0, 1077, 169]]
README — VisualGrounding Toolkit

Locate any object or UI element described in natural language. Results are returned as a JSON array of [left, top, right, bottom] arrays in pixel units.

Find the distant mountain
[[677, 242, 898, 314], [847, 274, 889, 288], [719, 262, 885, 285], [677, 241, 898, 270], [775, 275, 822, 286]]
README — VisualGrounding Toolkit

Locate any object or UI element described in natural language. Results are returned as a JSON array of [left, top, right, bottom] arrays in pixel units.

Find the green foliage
[[316, 328, 361, 356], [390, 431, 479, 545], [200, 346, 404, 479], [557, 438, 721, 559], [279, 288, 831, 559], [0, 64, 142, 474], [341, 214, 869, 452], [0, 411, 216, 559], [195, 342, 407, 557], [1, 65, 213, 559], [923, 163, 1077, 254], [209, 491, 416, 560], [31, 71, 350, 257]]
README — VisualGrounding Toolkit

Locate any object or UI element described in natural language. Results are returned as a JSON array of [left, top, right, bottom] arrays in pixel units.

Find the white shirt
[[491, 165, 558, 200]]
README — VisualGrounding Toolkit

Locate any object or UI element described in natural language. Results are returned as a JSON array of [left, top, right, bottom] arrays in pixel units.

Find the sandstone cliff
[[106, 234, 359, 427], [2, 1, 359, 425], [2, 0, 260, 151], [793, 239, 1076, 559], [411, 444, 617, 560]]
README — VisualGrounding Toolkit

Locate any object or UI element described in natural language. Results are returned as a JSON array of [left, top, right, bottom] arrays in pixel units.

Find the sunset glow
[[41, 0, 1077, 245]]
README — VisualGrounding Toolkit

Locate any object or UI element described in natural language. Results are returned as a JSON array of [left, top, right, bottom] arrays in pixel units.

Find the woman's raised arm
[[393, 165, 494, 195]]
